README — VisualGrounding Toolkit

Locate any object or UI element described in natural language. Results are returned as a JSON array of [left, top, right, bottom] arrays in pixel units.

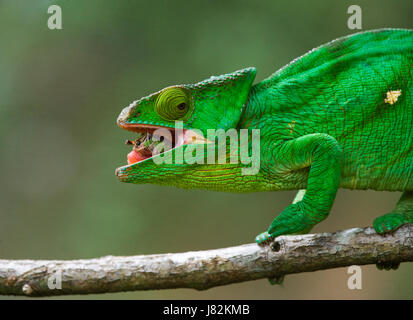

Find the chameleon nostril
[[135, 110, 141, 117]]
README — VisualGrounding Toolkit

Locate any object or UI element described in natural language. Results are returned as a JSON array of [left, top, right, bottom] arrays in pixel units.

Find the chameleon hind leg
[[373, 191, 413, 234], [256, 133, 342, 244], [373, 191, 413, 270]]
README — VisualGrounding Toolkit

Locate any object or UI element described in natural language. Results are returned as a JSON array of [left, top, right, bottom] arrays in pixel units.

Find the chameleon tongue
[[127, 150, 149, 165]]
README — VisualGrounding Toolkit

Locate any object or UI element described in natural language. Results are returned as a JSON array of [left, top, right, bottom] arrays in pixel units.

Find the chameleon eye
[[155, 87, 191, 121], [177, 103, 187, 110]]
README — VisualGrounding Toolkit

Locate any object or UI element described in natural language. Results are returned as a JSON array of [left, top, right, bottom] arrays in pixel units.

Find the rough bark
[[0, 225, 412, 297]]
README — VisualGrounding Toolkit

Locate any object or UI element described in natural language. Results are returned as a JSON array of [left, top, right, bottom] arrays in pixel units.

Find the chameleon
[[115, 29, 413, 249]]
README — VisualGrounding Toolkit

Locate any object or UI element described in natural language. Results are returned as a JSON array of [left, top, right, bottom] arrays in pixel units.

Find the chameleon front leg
[[256, 133, 343, 244]]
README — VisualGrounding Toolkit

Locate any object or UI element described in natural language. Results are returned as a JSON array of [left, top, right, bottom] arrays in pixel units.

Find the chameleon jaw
[[116, 122, 209, 173]]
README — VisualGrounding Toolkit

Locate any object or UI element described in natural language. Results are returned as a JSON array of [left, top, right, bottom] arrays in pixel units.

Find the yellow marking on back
[[288, 120, 296, 134], [384, 90, 402, 105]]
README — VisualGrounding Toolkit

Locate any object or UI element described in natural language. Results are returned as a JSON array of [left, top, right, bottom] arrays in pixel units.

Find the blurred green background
[[0, 0, 412, 299]]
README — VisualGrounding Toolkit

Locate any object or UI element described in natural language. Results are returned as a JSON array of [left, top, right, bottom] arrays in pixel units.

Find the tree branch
[[1, 225, 412, 296]]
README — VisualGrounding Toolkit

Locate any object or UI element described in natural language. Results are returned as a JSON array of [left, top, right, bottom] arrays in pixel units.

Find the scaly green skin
[[116, 29, 413, 246]]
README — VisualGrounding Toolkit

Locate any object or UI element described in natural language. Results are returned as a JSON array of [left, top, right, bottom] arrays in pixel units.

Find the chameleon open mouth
[[117, 122, 208, 169], [124, 131, 172, 165]]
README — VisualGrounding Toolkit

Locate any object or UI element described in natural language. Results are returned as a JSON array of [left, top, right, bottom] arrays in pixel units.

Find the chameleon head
[[115, 67, 256, 186]]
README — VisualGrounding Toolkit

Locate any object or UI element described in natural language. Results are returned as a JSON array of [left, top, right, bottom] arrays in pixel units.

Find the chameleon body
[[116, 29, 413, 244]]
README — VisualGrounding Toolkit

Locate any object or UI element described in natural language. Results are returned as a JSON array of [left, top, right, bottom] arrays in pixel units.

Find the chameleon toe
[[376, 261, 400, 271], [255, 231, 273, 244]]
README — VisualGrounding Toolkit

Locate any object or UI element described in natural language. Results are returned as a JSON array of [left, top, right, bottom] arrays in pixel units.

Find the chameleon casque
[[116, 29, 413, 247]]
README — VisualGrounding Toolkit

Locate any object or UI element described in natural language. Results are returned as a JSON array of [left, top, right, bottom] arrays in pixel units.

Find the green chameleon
[[116, 29, 413, 248]]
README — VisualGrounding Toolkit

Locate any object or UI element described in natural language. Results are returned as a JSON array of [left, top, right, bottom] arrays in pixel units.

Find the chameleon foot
[[256, 203, 315, 245], [255, 231, 273, 245], [373, 212, 406, 234], [374, 191, 413, 235]]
